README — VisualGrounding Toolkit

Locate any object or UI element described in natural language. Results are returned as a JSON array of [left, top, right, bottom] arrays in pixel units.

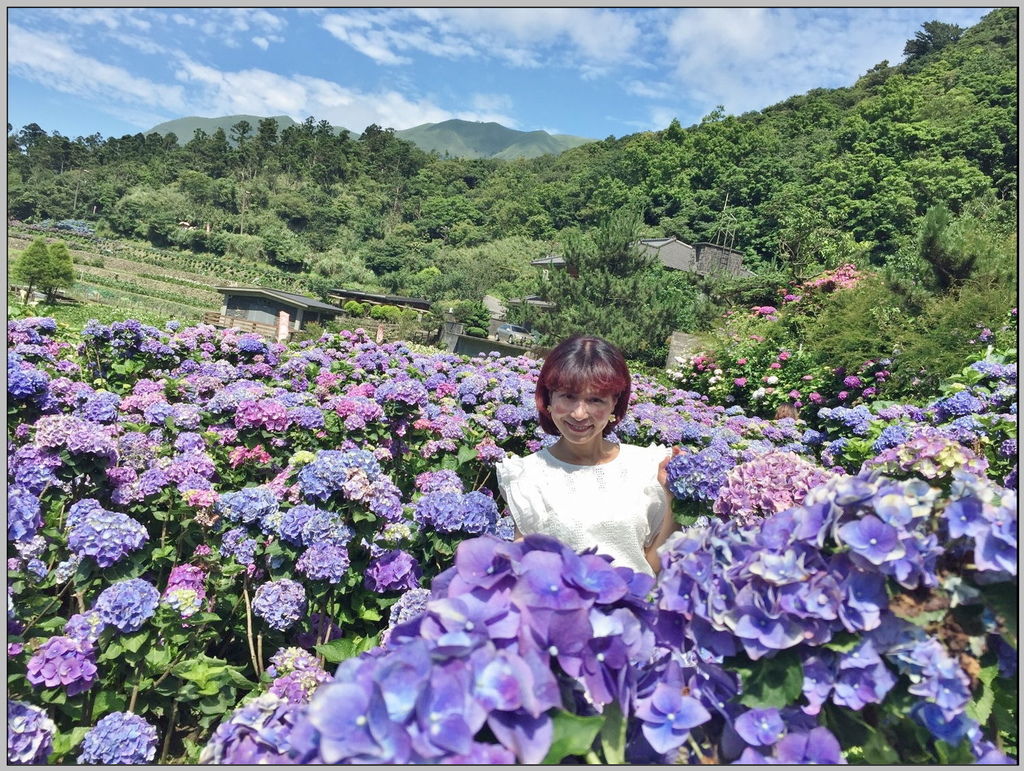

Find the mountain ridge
[[145, 115, 595, 159]]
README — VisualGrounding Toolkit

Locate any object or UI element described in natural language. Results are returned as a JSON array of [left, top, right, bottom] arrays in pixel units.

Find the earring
[[608, 415, 617, 423]]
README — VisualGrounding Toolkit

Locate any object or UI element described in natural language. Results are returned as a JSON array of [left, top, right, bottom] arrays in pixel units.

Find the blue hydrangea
[[78, 712, 158, 764], [64, 611, 106, 644], [375, 377, 429, 407], [288, 406, 325, 430], [8, 487, 42, 543], [7, 353, 50, 401], [933, 390, 985, 422], [252, 580, 308, 631], [216, 485, 279, 525], [94, 578, 160, 633], [278, 504, 321, 546], [8, 700, 57, 764], [300, 510, 354, 547], [68, 506, 149, 568], [76, 391, 121, 423], [872, 425, 911, 454], [666, 443, 737, 503], [297, 449, 382, 502], [220, 527, 259, 566]]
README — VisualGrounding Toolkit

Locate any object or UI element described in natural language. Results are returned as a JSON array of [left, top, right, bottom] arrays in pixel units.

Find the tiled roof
[[216, 286, 343, 313]]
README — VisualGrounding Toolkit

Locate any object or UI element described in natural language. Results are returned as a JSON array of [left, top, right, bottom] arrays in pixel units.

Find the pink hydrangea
[[712, 451, 836, 526]]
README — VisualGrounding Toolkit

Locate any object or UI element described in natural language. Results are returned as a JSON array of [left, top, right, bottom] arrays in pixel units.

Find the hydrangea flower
[[26, 636, 97, 695], [95, 579, 160, 633], [253, 579, 308, 631], [78, 712, 158, 764], [712, 450, 835, 525], [296, 543, 350, 583], [365, 549, 422, 593], [216, 485, 279, 525], [199, 693, 304, 764], [8, 700, 57, 764], [666, 443, 738, 504], [162, 564, 207, 619], [67, 504, 149, 568], [7, 487, 42, 543], [64, 611, 106, 644]]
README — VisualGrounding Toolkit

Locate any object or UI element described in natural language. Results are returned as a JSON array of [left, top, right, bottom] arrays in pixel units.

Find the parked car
[[496, 323, 539, 345]]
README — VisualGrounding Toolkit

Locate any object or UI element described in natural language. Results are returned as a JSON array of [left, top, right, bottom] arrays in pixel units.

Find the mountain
[[395, 119, 594, 159], [146, 115, 352, 145], [147, 115, 593, 158]]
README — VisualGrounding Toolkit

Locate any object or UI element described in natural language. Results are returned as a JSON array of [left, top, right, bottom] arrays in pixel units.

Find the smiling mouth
[[564, 421, 592, 433]]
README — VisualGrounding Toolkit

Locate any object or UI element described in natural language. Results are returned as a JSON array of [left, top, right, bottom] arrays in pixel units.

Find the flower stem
[[128, 684, 140, 713], [241, 578, 261, 678], [159, 700, 179, 763]]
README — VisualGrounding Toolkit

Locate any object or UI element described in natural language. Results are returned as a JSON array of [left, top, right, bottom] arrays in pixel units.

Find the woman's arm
[[645, 447, 681, 574]]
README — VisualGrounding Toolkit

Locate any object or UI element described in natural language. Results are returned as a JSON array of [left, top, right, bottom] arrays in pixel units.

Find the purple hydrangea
[[94, 578, 160, 633], [64, 611, 106, 644], [365, 549, 422, 593], [26, 636, 97, 696], [933, 390, 986, 421], [78, 712, 158, 764], [414, 470, 464, 494], [712, 450, 835, 525], [199, 693, 303, 764], [253, 579, 308, 631], [296, 543, 350, 583], [7, 700, 57, 764], [162, 564, 207, 619], [269, 667, 332, 704]]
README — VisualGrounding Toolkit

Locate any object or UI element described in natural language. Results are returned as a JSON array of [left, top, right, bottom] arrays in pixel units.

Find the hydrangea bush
[[6, 314, 1017, 763]]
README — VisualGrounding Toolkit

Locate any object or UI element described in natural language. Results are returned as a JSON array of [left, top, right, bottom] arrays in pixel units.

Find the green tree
[[903, 20, 964, 62], [526, 210, 677, 365], [917, 203, 976, 291], [12, 237, 75, 302]]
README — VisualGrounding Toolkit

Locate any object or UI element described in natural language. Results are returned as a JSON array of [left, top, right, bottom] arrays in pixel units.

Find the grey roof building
[[531, 237, 752, 278], [211, 286, 343, 335]]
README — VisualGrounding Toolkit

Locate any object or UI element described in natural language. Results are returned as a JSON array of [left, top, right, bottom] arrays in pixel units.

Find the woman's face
[[548, 387, 617, 443]]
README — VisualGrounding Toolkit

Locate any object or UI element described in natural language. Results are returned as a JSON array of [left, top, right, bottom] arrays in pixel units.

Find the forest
[[6, 9, 1018, 367]]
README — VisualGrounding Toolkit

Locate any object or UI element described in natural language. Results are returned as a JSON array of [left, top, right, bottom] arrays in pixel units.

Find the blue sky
[[8, 7, 994, 141]]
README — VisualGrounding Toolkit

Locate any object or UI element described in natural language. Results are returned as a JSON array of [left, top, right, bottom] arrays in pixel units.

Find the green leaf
[[984, 583, 1017, 647], [456, 444, 478, 466], [359, 608, 382, 622], [935, 739, 976, 765], [966, 664, 999, 724], [316, 635, 380, 664], [541, 709, 604, 764], [599, 701, 627, 765], [862, 726, 899, 763], [733, 650, 804, 708], [823, 633, 860, 653], [150, 544, 177, 563], [222, 666, 257, 690], [121, 630, 149, 653], [92, 688, 128, 715], [50, 726, 89, 761]]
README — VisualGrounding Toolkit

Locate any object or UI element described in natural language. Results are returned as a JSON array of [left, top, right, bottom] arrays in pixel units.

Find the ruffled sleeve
[[494, 454, 541, 535]]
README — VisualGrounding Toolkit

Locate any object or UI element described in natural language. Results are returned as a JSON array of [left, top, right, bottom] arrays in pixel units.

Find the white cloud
[[625, 80, 674, 100], [8, 24, 187, 114], [321, 8, 643, 73], [171, 58, 515, 132], [658, 8, 991, 119]]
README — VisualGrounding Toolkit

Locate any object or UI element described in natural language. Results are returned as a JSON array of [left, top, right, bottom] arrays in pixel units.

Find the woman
[[496, 335, 678, 575]]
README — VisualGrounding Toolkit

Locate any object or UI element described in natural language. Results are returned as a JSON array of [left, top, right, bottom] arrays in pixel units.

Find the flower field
[[7, 313, 1017, 764]]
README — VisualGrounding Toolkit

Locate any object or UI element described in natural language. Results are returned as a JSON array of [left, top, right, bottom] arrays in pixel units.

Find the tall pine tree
[[529, 210, 677, 365]]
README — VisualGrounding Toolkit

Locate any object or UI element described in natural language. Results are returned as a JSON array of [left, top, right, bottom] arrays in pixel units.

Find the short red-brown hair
[[535, 336, 631, 436]]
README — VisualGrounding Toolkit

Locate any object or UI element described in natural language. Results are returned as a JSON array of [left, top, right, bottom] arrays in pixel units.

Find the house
[[207, 285, 343, 337], [530, 237, 753, 279], [326, 288, 432, 315]]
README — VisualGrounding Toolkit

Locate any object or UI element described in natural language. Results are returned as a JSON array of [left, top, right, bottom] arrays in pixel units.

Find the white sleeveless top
[[495, 443, 670, 575]]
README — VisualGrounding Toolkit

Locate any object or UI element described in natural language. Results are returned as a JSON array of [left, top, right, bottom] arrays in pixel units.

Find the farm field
[[7, 225, 319, 324], [6, 301, 1017, 764]]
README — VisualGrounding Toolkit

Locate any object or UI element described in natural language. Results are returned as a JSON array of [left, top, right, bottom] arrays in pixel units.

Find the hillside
[[9, 8, 1017, 360], [394, 119, 593, 159], [147, 114, 594, 159], [147, 114, 309, 144]]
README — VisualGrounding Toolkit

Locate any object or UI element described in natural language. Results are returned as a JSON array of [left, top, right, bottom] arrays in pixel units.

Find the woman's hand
[[657, 446, 682, 490]]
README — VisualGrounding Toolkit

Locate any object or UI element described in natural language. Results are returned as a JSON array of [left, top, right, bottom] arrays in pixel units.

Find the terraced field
[[7, 225, 318, 323]]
